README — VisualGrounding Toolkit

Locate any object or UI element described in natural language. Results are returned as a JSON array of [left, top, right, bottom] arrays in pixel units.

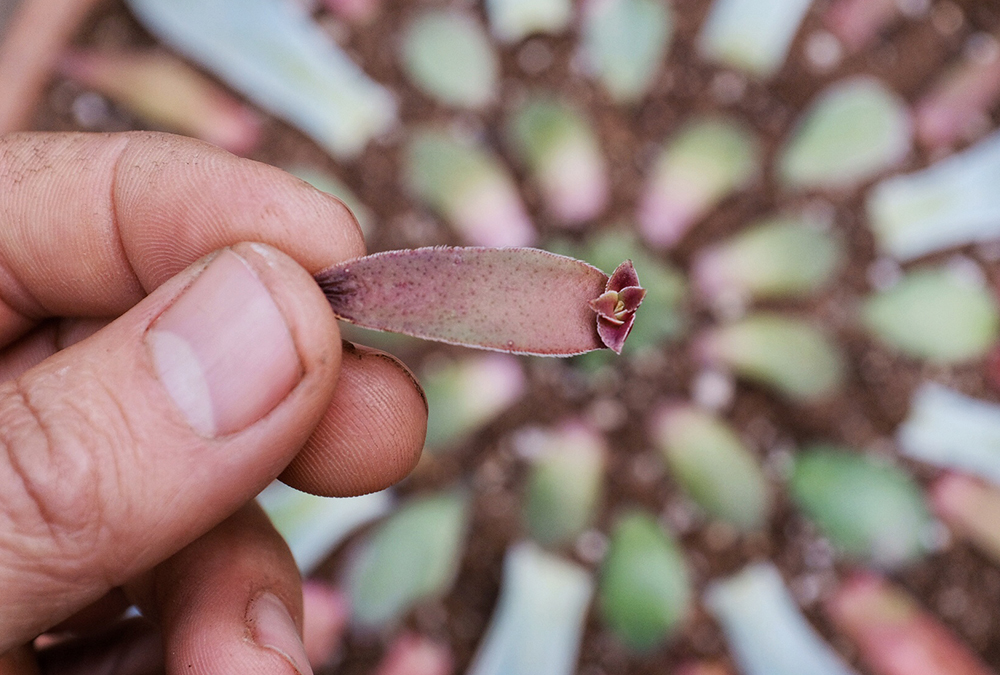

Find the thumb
[[0, 243, 341, 650]]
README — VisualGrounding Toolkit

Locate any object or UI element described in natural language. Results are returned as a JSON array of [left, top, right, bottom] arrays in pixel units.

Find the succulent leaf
[[698, 0, 814, 77], [124, 0, 396, 158], [345, 491, 469, 628], [650, 404, 772, 531], [868, 129, 1000, 260], [404, 129, 535, 246], [861, 267, 1000, 363], [401, 10, 499, 109], [826, 573, 997, 675], [931, 473, 1000, 567], [706, 563, 862, 675], [317, 247, 644, 356], [598, 512, 691, 652], [485, 0, 572, 42], [778, 76, 912, 191], [579, 0, 673, 103], [468, 542, 593, 675], [790, 446, 933, 568], [697, 314, 845, 402], [639, 118, 760, 249]]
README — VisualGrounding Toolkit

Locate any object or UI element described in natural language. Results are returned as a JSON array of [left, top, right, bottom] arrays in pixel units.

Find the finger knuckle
[[0, 373, 136, 570]]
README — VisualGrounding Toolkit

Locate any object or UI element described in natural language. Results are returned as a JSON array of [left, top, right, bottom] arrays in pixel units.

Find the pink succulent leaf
[[607, 259, 640, 291], [619, 285, 647, 312], [589, 291, 626, 325], [598, 311, 637, 355], [315, 247, 642, 356]]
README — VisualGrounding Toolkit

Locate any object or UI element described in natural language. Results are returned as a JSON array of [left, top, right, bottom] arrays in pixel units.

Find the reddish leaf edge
[[314, 247, 645, 356]]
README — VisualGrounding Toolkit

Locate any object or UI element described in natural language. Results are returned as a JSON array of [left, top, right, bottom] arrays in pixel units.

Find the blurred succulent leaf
[[286, 166, 375, 239], [823, 0, 899, 52], [580, 0, 673, 103], [517, 421, 606, 547], [916, 34, 1000, 150], [697, 314, 845, 402], [549, 228, 688, 354], [507, 96, 609, 226], [59, 49, 261, 155], [868, 129, 1000, 260], [861, 267, 1000, 363], [790, 446, 933, 568], [345, 491, 469, 628], [778, 77, 912, 191], [257, 482, 392, 574], [374, 633, 454, 675], [404, 128, 535, 246], [639, 118, 760, 249], [322, 0, 381, 25], [598, 511, 691, 652], [650, 404, 772, 531], [826, 573, 997, 675], [401, 10, 498, 109], [705, 563, 862, 675], [485, 0, 572, 42], [693, 215, 842, 303], [677, 664, 736, 675], [318, 247, 642, 356], [422, 354, 526, 451], [931, 473, 1000, 567], [697, 0, 814, 77], [898, 383, 1000, 487], [468, 542, 593, 675], [124, 0, 396, 158]]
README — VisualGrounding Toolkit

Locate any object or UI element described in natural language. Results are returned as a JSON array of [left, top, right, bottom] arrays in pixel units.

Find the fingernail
[[147, 250, 302, 437], [247, 592, 313, 675]]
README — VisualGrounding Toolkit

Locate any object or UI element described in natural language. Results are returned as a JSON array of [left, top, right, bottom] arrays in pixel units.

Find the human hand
[[0, 131, 428, 673]]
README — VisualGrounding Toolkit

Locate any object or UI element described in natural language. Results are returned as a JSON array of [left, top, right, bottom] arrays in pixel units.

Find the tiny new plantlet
[[314, 247, 645, 355]]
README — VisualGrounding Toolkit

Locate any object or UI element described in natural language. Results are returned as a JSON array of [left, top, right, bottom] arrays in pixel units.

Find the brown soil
[[31, 0, 1000, 672]]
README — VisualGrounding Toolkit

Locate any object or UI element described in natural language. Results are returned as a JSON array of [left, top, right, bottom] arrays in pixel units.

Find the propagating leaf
[[579, 0, 673, 103], [317, 247, 645, 356], [826, 573, 997, 675], [404, 129, 535, 246], [124, 0, 396, 158], [697, 314, 845, 402], [868, 129, 1000, 260], [639, 118, 760, 248], [345, 491, 469, 628], [693, 214, 842, 302], [401, 10, 498, 109], [898, 384, 1000, 488], [485, 0, 572, 42], [705, 563, 862, 675], [861, 267, 1000, 363], [790, 446, 933, 568], [650, 404, 772, 531], [698, 0, 814, 77], [517, 421, 606, 547], [931, 473, 1000, 567], [778, 77, 912, 191], [257, 482, 391, 574], [598, 512, 691, 652], [468, 542, 593, 675], [422, 354, 526, 451], [507, 96, 609, 226], [59, 49, 261, 155]]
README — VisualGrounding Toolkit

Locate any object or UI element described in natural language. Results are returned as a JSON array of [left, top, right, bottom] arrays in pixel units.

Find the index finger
[[0, 131, 365, 344]]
